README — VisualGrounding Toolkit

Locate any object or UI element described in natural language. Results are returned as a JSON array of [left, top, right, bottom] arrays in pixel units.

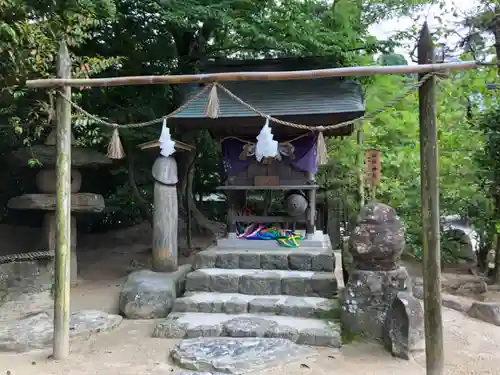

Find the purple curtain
[[221, 135, 318, 176]]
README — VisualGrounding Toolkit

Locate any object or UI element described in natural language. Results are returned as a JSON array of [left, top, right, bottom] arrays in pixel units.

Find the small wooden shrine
[[168, 57, 365, 249]]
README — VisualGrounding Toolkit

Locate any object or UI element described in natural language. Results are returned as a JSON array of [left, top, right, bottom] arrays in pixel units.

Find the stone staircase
[[152, 247, 342, 347]]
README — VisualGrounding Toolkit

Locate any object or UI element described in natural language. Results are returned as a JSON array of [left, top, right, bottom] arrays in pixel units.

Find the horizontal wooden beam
[[216, 185, 319, 191], [25, 61, 477, 89]]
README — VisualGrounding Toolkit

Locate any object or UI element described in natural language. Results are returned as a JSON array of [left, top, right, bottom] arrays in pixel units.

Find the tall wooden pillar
[[152, 155, 179, 272], [53, 41, 72, 360], [42, 212, 78, 283], [418, 23, 444, 375]]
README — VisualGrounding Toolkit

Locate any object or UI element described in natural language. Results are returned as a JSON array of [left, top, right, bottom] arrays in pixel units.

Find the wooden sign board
[[254, 176, 280, 187], [365, 148, 381, 186]]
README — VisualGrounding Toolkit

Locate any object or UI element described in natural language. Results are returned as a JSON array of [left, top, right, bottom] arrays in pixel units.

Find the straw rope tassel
[[107, 127, 126, 159], [316, 131, 328, 166], [205, 84, 220, 119]]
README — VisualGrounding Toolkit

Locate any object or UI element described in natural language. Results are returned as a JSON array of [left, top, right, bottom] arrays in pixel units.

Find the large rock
[[170, 337, 317, 374], [412, 285, 473, 313], [341, 266, 412, 340], [0, 259, 54, 320], [467, 302, 500, 326], [119, 265, 192, 319], [348, 203, 405, 270], [0, 310, 122, 352], [383, 292, 424, 359]]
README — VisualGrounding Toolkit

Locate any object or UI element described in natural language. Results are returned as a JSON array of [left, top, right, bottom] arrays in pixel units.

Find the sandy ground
[[1, 304, 500, 375], [1, 227, 500, 374]]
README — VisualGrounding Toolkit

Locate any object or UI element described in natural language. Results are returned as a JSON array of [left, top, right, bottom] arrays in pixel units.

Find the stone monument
[[118, 139, 194, 320], [7, 129, 111, 283], [152, 155, 178, 272], [341, 202, 424, 359]]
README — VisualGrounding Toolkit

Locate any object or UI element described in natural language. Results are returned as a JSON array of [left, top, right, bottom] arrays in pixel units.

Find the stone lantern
[[7, 129, 111, 283], [341, 202, 424, 359]]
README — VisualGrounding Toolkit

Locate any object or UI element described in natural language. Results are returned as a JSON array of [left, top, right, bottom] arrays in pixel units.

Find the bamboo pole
[[418, 23, 444, 375], [25, 61, 477, 89], [53, 41, 72, 360]]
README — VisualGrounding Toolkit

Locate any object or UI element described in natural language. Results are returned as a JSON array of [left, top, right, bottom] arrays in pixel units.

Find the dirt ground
[[1, 224, 500, 375]]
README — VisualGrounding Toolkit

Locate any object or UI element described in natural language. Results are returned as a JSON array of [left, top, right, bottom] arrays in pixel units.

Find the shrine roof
[[168, 78, 364, 137]]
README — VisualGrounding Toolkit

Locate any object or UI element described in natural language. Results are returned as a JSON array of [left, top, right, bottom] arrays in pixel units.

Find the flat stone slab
[[10, 145, 111, 167], [170, 337, 317, 374], [173, 292, 340, 319], [0, 310, 122, 352], [7, 193, 105, 213], [185, 268, 337, 298], [119, 265, 192, 319], [217, 232, 331, 250], [153, 312, 341, 347], [194, 248, 335, 272]]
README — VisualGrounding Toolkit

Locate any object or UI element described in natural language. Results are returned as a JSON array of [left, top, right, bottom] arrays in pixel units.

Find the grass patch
[[341, 324, 366, 344], [315, 294, 368, 345]]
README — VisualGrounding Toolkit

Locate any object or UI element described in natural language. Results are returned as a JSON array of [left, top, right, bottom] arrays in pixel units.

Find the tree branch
[[124, 141, 153, 226]]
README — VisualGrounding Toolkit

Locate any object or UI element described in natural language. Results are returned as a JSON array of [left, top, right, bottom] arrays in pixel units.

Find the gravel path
[[0, 226, 497, 375], [0, 287, 498, 375]]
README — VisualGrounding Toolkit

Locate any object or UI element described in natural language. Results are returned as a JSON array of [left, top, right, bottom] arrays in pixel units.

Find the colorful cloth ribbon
[[237, 223, 303, 248]]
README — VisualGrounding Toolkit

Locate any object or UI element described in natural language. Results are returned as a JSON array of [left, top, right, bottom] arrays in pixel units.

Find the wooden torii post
[[32, 24, 459, 369], [418, 23, 444, 375]]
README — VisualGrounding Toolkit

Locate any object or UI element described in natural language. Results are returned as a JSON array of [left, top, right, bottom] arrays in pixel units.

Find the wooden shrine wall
[[225, 159, 310, 187]]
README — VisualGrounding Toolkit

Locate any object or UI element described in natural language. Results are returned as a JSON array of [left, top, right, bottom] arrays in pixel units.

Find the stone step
[[173, 292, 340, 319], [185, 268, 338, 298], [153, 312, 341, 347], [193, 248, 334, 272]]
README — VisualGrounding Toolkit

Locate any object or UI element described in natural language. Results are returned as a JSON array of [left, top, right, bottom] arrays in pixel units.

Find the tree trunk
[[176, 138, 220, 236], [493, 6, 500, 75], [125, 142, 153, 226], [493, 233, 500, 283], [491, 7, 500, 283]]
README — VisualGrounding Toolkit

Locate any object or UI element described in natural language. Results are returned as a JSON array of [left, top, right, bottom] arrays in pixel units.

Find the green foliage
[[377, 53, 408, 66], [1, 0, 440, 231], [69, 0, 434, 228], [0, 0, 118, 152], [323, 65, 497, 259], [475, 105, 500, 244]]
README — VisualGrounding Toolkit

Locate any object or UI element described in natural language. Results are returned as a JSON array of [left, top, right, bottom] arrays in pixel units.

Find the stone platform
[[154, 312, 340, 347], [217, 232, 331, 250], [193, 248, 334, 271], [173, 292, 339, 318], [185, 268, 337, 298], [153, 238, 342, 348]]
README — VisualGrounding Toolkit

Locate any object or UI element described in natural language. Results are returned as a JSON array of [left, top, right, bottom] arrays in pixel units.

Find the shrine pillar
[[152, 155, 178, 272]]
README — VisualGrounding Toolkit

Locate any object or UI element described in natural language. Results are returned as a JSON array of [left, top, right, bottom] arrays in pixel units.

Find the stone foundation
[[341, 203, 424, 359], [0, 259, 54, 320], [341, 267, 412, 340]]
